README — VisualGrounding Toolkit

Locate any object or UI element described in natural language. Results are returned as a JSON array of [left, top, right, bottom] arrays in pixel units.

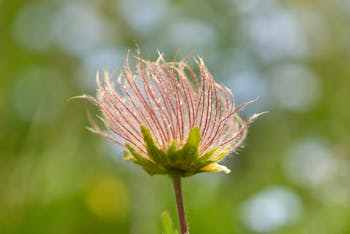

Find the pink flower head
[[78, 51, 263, 176]]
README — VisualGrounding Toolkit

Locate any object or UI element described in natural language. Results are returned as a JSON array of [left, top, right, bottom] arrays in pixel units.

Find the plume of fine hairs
[[75, 51, 264, 176]]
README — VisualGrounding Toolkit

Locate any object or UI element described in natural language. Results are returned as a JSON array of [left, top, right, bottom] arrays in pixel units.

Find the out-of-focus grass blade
[[162, 210, 174, 234]]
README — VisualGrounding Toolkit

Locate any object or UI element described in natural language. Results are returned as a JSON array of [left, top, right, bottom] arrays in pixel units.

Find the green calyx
[[124, 126, 231, 177]]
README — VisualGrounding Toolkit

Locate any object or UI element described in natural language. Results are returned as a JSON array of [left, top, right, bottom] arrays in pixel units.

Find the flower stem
[[172, 176, 189, 234]]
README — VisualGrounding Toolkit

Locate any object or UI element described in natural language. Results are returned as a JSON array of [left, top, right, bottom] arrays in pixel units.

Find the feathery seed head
[[78, 51, 262, 177]]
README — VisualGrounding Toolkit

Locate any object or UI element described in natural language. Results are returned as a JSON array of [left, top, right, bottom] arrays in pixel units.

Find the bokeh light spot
[[165, 20, 217, 55], [241, 186, 302, 233], [284, 137, 336, 187], [53, 3, 112, 57], [86, 175, 129, 221], [242, 9, 308, 62], [271, 63, 321, 112], [11, 66, 66, 123], [12, 2, 57, 51], [118, 0, 168, 34]]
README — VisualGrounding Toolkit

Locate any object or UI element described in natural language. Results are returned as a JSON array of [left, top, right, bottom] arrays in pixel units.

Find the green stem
[[172, 176, 189, 234]]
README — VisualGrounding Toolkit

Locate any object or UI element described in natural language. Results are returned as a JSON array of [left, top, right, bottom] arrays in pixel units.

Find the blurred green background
[[1, 0, 350, 233]]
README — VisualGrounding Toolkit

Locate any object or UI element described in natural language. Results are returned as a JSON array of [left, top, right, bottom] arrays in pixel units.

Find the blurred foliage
[[1, 0, 350, 234], [162, 210, 179, 234]]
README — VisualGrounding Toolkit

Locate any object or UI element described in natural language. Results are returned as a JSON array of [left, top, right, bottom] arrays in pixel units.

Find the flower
[[78, 51, 263, 177]]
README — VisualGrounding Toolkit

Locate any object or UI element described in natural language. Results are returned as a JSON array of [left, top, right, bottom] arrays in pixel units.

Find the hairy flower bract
[[78, 51, 262, 177]]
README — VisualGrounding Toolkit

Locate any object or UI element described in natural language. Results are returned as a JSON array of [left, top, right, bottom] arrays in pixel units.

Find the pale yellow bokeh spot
[[86, 175, 129, 221]]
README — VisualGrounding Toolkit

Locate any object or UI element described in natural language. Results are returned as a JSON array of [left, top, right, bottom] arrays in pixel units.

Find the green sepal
[[209, 146, 230, 161], [125, 143, 166, 175], [167, 142, 177, 161], [177, 126, 200, 166], [124, 151, 136, 162], [140, 126, 169, 165], [194, 146, 219, 170], [124, 126, 232, 177], [198, 146, 219, 162]]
